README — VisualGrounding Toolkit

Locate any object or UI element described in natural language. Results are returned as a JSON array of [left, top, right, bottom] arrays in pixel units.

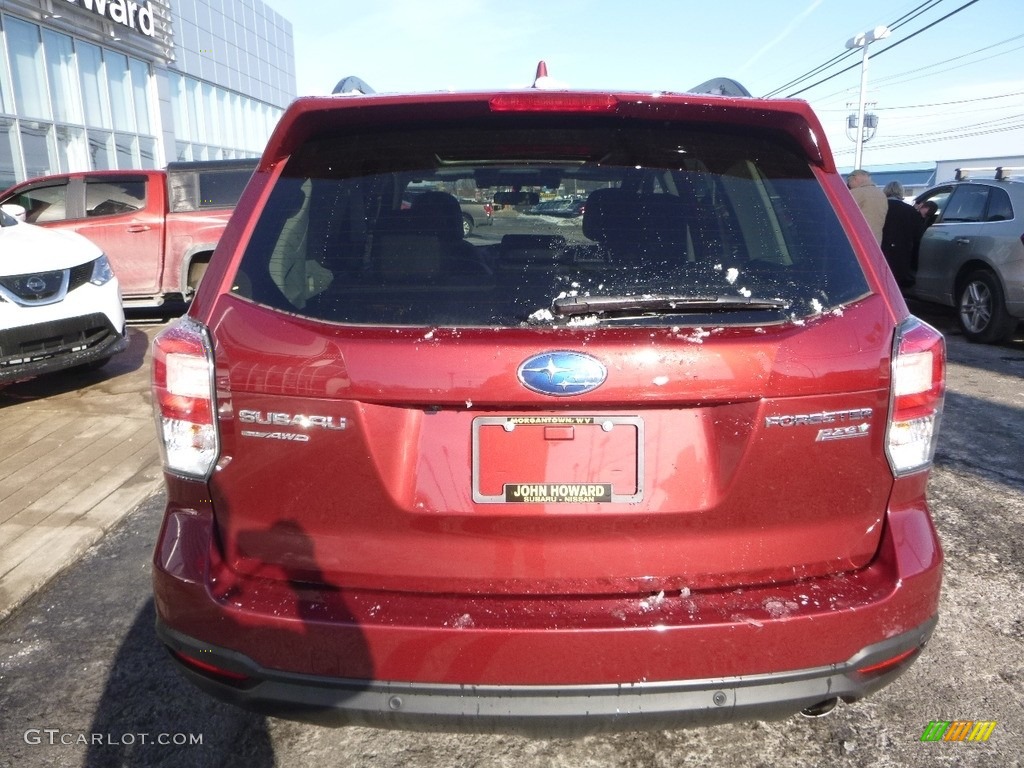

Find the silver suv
[[910, 168, 1024, 343]]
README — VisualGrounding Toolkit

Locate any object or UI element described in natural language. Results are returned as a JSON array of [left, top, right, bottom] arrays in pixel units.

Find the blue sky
[[274, 0, 1024, 170]]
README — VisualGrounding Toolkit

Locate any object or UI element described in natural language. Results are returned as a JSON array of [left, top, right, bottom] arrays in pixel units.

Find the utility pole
[[845, 26, 890, 169]]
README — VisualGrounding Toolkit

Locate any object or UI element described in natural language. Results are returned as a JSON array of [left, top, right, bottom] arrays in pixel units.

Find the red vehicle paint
[[151, 85, 945, 732], [0, 159, 256, 308]]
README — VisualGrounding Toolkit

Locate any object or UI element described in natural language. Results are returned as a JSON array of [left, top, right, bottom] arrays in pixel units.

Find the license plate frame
[[471, 415, 644, 504]]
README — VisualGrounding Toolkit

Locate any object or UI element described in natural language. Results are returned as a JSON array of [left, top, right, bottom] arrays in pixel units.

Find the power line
[[866, 40, 1024, 92], [782, 0, 985, 98], [760, 0, 946, 97], [816, 90, 1024, 113], [832, 119, 1024, 155], [808, 36, 1024, 111]]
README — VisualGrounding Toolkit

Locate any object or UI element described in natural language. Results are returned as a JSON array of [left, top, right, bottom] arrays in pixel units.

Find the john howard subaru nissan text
[[150, 75, 946, 732]]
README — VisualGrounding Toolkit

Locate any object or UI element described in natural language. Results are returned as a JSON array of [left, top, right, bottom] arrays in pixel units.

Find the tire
[[461, 213, 474, 238], [956, 269, 1016, 344]]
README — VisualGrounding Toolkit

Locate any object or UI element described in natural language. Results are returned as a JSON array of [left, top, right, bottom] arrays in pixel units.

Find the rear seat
[[371, 191, 490, 282]]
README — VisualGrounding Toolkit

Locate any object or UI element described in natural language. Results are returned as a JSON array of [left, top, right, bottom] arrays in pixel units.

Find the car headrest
[[409, 191, 464, 241], [582, 188, 642, 243]]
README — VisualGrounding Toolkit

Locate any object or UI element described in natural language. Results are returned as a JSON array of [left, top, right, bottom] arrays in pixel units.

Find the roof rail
[[688, 78, 752, 97], [955, 166, 1024, 181]]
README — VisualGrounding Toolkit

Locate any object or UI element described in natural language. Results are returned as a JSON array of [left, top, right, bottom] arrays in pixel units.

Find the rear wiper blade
[[551, 294, 791, 317]]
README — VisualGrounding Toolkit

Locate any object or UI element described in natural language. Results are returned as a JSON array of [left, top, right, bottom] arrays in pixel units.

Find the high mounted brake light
[[489, 93, 619, 113], [152, 316, 219, 479], [886, 317, 945, 476]]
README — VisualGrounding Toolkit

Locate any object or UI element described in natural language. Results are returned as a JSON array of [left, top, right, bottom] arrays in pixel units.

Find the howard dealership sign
[[64, 0, 156, 37]]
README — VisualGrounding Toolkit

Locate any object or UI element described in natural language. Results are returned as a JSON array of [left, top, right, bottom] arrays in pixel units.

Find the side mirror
[[1, 203, 27, 223]]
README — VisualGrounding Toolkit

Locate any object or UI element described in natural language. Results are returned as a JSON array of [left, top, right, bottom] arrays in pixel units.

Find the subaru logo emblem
[[26, 276, 47, 293], [517, 351, 607, 397]]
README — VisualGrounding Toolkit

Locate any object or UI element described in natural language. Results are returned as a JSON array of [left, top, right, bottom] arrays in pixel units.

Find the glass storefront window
[[230, 92, 242, 149], [259, 103, 271, 142], [170, 71, 188, 138], [219, 88, 235, 150], [88, 130, 115, 169], [139, 136, 157, 169], [186, 77, 204, 143], [2, 11, 281, 181], [20, 121, 56, 178], [56, 125, 88, 172], [44, 30, 83, 124], [129, 58, 151, 135], [0, 19, 12, 115], [108, 52, 134, 133], [241, 97, 254, 151], [7, 17, 51, 120], [78, 42, 112, 129], [0, 117, 19, 188], [115, 132, 135, 168], [203, 82, 220, 144]]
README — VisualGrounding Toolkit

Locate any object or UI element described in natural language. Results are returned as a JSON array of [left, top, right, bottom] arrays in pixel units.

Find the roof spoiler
[[688, 78, 752, 97], [332, 76, 376, 95]]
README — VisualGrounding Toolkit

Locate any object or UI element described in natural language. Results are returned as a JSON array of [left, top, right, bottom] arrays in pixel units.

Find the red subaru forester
[[151, 82, 945, 732]]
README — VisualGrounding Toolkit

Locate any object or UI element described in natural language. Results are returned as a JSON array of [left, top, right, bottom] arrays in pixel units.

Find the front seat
[[408, 191, 483, 270]]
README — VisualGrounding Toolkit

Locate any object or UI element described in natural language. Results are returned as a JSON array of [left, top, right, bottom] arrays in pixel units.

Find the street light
[[845, 25, 890, 170]]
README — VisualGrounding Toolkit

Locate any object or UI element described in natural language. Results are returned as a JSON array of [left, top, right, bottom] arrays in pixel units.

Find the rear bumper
[[153, 500, 943, 731], [157, 616, 935, 733]]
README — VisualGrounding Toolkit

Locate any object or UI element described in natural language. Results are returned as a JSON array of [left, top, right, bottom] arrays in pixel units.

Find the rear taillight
[[886, 317, 945, 476], [152, 316, 219, 479]]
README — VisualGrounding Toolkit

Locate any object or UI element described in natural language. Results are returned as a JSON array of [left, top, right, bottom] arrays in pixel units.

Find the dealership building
[[0, 0, 295, 188]]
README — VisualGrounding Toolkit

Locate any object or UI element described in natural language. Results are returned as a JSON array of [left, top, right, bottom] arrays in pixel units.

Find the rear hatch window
[[233, 119, 868, 326]]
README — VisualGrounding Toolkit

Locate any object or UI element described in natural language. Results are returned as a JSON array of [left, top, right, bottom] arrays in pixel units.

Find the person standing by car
[[915, 199, 938, 228], [847, 169, 887, 244], [881, 181, 924, 290]]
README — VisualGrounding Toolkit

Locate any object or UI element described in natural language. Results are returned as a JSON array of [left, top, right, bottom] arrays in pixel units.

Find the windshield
[[234, 118, 868, 327]]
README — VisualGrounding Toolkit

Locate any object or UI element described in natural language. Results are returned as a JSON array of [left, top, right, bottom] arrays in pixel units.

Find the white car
[[1, 204, 127, 385]]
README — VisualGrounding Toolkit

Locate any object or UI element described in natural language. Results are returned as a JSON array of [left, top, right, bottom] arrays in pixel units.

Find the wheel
[[956, 269, 1016, 344], [461, 213, 474, 238]]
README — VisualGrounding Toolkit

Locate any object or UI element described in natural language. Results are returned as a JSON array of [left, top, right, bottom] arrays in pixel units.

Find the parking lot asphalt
[[0, 322, 165, 623]]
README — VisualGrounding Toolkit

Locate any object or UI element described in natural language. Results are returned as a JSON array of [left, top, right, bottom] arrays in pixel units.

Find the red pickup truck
[[0, 159, 256, 308]]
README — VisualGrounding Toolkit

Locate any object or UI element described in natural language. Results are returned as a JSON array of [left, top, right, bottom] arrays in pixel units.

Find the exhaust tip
[[800, 698, 839, 718]]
